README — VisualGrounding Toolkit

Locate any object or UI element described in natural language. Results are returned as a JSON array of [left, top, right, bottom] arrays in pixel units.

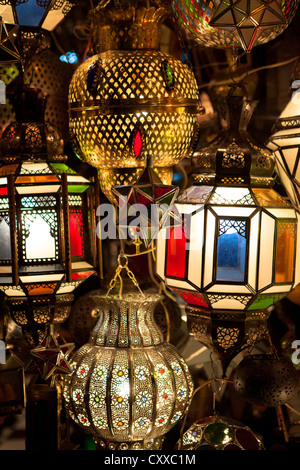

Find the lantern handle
[[105, 251, 145, 299]]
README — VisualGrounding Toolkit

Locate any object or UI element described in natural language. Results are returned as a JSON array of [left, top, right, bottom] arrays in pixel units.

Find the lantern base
[[95, 436, 165, 451]]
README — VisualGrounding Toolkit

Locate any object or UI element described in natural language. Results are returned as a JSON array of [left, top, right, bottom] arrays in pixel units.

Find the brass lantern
[[0, 85, 99, 346], [156, 86, 300, 369], [68, 4, 201, 202], [63, 292, 194, 450]]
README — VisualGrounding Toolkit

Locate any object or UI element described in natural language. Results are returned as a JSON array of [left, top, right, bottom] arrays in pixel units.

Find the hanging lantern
[[176, 415, 264, 450], [233, 354, 300, 407], [156, 86, 300, 354], [68, 4, 200, 203], [63, 292, 194, 450], [0, 0, 77, 31], [0, 85, 99, 346], [267, 62, 300, 210], [170, 0, 299, 53]]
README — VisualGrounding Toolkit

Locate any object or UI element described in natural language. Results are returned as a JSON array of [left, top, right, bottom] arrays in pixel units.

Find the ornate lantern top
[[90, 4, 169, 53], [191, 86, 275, 188]]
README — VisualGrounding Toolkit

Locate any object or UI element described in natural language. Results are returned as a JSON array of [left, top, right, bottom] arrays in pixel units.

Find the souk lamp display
[[176, 415, 264, 450], [68, 3, 201, 203], [267, 58, 300, 210], [156, 86, 300, 370], [0, 85, 99, 346], [63, 291, 194, 450], [170, 0, 299, 52]]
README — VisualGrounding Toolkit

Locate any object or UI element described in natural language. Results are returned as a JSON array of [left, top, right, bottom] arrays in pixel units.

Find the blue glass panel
[[16, 0, 46, 27], [216, 220, 247, 282]]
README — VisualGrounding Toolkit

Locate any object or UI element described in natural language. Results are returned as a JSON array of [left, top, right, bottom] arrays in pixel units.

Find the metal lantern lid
[[191, 86, 275, 188], [90, 4, 169, 53]]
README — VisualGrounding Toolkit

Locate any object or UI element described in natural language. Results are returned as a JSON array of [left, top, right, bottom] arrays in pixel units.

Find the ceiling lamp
[[68, 3, 201, 202]]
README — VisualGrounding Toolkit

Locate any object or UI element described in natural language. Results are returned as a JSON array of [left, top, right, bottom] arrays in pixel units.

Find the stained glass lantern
[[156, 87, 300, 338], [0, 86, 99, 346], [170, 0, 299, 52], [63, 293, 194, 450], [176, 415, 264, 450], [233, 354, 300, 407], [267, 66, 300, 210], [0, 0, 77, 31], [68, 4, 200, 203]]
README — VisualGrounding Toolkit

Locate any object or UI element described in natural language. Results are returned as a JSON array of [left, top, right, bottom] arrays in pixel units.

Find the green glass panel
[[50, 163, 77, 175], [68, 185, 90, 193], [203, 422, 234, 445], [248, 294, 286, 310]]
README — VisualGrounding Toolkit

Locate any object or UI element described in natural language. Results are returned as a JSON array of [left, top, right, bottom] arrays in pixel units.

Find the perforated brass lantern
[[68, 4, 200, 202], [156, 88, 300, 341], [170, 0, 299, 52], [176, 415, 264, 450], [63, 293, 194, 450], [0, 86, 99, 345]]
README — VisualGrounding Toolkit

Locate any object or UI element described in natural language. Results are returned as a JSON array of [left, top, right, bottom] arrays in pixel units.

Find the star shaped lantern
[[112, 156, 180, 248], [30, 328, 74, 386], [210, 0, 288, 52], [0, 18, 20, 64]]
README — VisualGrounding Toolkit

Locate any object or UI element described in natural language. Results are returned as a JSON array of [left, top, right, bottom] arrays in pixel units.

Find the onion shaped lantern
[[63, 292, 194, 450], [156, 87, 300, 343], [0, 86, 99, 345], [68, 4, 201, 202]]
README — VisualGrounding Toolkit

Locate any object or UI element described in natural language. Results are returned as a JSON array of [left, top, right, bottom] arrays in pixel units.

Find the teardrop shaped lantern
[[0, 85, 100, 347], [68, 4, 200, 202], [63, 292, 194, 450], [156, 86, 300, 370]]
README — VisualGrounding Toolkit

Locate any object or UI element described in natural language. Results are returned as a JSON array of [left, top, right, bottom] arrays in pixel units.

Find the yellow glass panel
[[15, 175, 60, 184], [28, 286, 55, 296], [252, 188, 290, 207], [275, 222, 295, 283]]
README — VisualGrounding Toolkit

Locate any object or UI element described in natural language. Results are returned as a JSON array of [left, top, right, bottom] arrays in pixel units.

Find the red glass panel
[[173, 288, 209, 308], [72, 271, 94, 279], [133, 129, 143, 158], [0, 188, 8, 195], [69, 211, 84, 258], [165, 221, 187, 279]]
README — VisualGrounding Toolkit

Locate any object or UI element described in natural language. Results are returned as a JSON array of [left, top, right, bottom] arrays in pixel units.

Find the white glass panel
[[0, 178, 7, 186], [156, 227, 167, 279], [188, 209, 204, 288], [16, 185, 60, 194], [210, 298, 246, 310], [0, 6, 14, 23], [248, 212, 259, 290], [207, 284, 250, 293], [41, 8, 65, 31], [203, 209, 215, 288], [262, 285, 291, 293], [166, 278, 195, 290], [210, 187, 254, 204], [21, 163, 50, 173], [71, 262, 94, 270], [258, 212, 275, 290], [265, 208, 296, 219], [176, 203, 202, 215], [67, 175, 90, 183], [25, 215, 56, 260], [0, 266, 11, 273], [212, 206, 256, 217], [0, 219, 11, 260], [281, 148, 299, 173], [3, 289, 25, 297], [19, 274, 63, 283]]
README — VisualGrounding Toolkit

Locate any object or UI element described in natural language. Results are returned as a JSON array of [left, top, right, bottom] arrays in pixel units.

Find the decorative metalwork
[[233, 354, 300, 407], [176, 415, 264, 450], [156, 86, 300, 319], [170, 0, 298, 52], [63, 293, 194, 448], [68, 4, 200, 202]]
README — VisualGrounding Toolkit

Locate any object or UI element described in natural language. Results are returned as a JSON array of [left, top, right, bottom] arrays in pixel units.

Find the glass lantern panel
[[252, 188, 290, 207], [70, 210, 84, 259], [165, 218, 188, 279], [0, 218, 11, 261], [16, 0, 46, 27], [275, 221, 296, 283], [216, 219, 247, 283], [22, 212, 58, 262]]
